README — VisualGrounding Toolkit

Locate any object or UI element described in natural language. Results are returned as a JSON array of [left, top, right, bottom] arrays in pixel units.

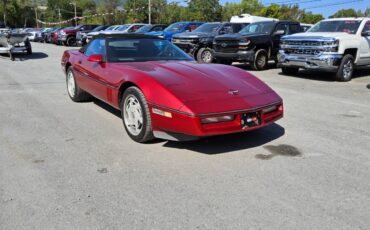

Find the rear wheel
[[121, 86, 154, 143], [250, 49, 268, 70], [196, 48, 214, 63], [66, 67, 91, 102], [281, 67, 299, 75], [336, 54, 354, 82]]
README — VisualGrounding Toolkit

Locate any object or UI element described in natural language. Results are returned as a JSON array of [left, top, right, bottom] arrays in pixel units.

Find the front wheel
[[121, 86, 154, 143], [336, 54, 354, 82], [66, 67, 91, 102], [196, 48, 214, 63], [250, 49, 268, 70]]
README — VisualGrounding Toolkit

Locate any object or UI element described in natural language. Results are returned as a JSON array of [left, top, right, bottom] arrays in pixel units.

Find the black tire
[[66, 37, 76, 46], [25, 40, 32, 55], [196, 47, 214, 63], [121, 86, 154, 143], [66, 67, 91, 102], [250, 49, 268, 71], [281, 67, 299, 75], [336, 54, 354, 82]]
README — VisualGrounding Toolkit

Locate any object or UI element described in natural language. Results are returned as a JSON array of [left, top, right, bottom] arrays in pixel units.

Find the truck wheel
[[251, 49, 268, 70], [66, 37, 76, 46], [197, 48, 214, 63], [25, 40, 32, 55], [336, 54, 354, 82], [281, 67, 299, 75]]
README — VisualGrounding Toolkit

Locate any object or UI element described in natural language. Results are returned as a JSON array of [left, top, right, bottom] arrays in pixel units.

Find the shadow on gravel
[[163, 123, 285, 154], [278, 66, 370, 82], [0, 52, 49, 61]]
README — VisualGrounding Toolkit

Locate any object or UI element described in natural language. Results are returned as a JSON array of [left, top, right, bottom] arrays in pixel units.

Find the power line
[[305, 0, 363, 9]]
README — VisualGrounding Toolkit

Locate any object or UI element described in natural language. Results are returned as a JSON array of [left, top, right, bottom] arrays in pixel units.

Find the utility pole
[[148, 0, 151, 24], [58, 8, 61, 28], [35, 7, 38, 28], [70, 2, 77, 26]]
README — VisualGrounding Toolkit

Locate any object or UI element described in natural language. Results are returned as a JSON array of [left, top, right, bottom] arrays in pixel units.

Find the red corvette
[[61, 34, 283, 142]]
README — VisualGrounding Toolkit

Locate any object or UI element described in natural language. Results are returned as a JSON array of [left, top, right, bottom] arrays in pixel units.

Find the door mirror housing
[[273, 30, 285, 36], [361, 31, 370, 37], [87, 54, 104, 63]]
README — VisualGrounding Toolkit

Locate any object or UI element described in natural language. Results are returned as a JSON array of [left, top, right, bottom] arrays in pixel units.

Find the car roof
[[94, 33, 165, 40]]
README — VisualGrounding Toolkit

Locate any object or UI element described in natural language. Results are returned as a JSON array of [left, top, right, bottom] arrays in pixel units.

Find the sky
[[220, 0, 370, 18]]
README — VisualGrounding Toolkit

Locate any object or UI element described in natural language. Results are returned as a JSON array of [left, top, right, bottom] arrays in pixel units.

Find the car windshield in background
[[239, 21, 275, 34], [194, 23, 221, 33], [118, 25, 130, 31], [92, 26, 106, 32], [135, 25, 152, 33], [107, 38, 192, 62], [165, 23, 186, 32], [308, 20, 361, 34], [105, 25, 118, 31]]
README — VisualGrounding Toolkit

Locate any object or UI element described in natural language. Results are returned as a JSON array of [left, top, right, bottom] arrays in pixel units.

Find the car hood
[[110, 61, 281, 114], [215, 32, 267, 41], [173, 32, 214, 39], [282, 32, 355, 40]]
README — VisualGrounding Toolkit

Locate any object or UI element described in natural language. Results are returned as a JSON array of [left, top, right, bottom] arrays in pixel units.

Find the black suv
[[213, 20, 301, 70], [172, 22, 247, 63]]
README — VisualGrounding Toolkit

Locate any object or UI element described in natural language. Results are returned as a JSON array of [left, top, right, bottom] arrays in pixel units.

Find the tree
[[329, 9, 358, 18], [187, 0, 222, 22]]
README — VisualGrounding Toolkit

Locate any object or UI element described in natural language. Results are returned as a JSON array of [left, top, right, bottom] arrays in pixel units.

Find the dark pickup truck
[[213, 20, 302, 70], [59, 24, 99, 46], [172, 22, 247, 63]]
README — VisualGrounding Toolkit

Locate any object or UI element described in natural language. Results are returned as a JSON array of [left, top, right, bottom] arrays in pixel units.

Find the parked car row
[[28, 16, 370, 81]]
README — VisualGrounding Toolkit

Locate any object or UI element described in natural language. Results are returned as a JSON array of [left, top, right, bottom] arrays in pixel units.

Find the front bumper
[[278, 51, 342, 71], [149, 102, 283, 141], [214, 50, 255, 62], [59, 35, 68, 42]]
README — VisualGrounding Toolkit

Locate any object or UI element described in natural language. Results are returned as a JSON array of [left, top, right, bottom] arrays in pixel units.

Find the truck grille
[[214, 40, 239, 53], [172, 38, 198, 44], [281, 39, 339, 56]]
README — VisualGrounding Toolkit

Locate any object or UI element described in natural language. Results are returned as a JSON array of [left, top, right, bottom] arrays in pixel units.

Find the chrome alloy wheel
[[123, 95, 143, 136], [67, 71, 76, 98], [343, 60, 353, 79], [257, 54, 266, 67], [201, 50, 213, 63]]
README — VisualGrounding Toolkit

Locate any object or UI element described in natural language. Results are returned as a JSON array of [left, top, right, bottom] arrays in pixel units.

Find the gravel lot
[[1, 42, 370, 230]]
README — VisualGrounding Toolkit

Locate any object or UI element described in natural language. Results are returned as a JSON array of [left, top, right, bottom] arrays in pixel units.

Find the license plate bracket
[[241, 112, 261, 129]]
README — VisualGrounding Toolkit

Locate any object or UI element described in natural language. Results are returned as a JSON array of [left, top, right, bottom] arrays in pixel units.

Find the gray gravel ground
[[1, 42, 370, 230]]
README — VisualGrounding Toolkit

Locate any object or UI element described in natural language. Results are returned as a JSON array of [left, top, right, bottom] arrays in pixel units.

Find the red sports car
[[61, 34, 283, 142]]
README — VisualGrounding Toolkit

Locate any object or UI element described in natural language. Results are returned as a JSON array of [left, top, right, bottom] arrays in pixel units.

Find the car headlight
[[201, 115, 235, 124], [200, 37, 212, 43], [238, 38, 250, 46]]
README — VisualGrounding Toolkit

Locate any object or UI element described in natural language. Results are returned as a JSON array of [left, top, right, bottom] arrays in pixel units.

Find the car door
[[272, 23, 289, 56], [74, 38, 110, 102], [359, 20, 370, 65]]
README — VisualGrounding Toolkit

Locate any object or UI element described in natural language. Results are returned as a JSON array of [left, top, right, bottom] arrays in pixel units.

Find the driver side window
[[363, 21, 370, 33], [85, 39, 106, 57], [274, 24, 288, 35]]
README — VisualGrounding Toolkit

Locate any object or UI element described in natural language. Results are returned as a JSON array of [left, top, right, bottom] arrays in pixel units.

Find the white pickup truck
[[278, 18, 370, 81]]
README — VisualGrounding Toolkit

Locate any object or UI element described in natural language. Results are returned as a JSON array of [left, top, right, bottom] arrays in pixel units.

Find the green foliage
[[329, 8, 370, 18], [1, 0, 330, 28]]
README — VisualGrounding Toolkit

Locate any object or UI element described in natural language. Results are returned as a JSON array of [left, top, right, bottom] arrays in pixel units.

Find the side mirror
[[273, 30, 285, 36], [87, 54, 104, 63], [361, 31, 370, 37]]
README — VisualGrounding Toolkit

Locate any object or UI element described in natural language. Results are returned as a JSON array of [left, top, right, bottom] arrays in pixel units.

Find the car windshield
[[239, 21, 275, 34], [92, 26, 105, 32], [194, 23, 221, 33], [135, 25, 152, 33], [107, 38, 192, 62], [307, 20, 361, 34], [164, 22, 186, 32], [105, 25, 118, 31], [118, 25, 130, 31]]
